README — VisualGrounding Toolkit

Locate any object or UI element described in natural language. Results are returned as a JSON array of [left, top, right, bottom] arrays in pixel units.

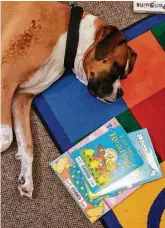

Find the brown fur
[[2, 2, 70, 126], [2, 2, 70, 84], [84, 25, 135, 82], [83, 25, 137, 100]]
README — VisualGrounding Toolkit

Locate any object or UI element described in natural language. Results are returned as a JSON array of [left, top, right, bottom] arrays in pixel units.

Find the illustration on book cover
[[81, 144, 120, 187], [71, 126, 144, 193]]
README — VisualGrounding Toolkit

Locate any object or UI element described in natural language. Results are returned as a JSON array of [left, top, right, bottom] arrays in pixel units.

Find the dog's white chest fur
[[20, 33, 67, 94], [20, 14, 98, 95]]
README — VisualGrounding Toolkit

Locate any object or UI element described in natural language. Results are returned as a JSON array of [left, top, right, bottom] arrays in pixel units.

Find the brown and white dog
[[1, 2, 137, 198]]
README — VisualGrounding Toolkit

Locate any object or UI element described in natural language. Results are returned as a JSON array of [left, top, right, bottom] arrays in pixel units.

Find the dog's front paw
[[18, 173, 33, 199]]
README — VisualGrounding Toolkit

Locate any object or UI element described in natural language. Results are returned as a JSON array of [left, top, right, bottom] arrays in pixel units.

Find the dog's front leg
[[12, 92, 34, 198]]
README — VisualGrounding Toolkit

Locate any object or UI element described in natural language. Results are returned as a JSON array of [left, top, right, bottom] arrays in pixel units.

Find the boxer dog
[[1, 2, 137, 198]]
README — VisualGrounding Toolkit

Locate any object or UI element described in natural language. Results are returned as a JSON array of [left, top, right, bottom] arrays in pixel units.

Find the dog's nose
[[117, 88, 124, 98]]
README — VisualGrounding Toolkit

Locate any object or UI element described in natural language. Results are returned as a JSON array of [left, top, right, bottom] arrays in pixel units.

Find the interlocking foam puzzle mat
[[34, 15, 165, 228]]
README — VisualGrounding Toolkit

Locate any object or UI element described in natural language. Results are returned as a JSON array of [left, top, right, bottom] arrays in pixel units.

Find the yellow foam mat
[[113, 162, 165, 228]]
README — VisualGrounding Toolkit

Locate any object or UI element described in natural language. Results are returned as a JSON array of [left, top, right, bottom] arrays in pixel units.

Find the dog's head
[[83, 25, 137, 103]]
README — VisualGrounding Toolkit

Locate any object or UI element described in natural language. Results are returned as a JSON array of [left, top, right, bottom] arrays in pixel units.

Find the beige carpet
[[1, 2, 148, 228]]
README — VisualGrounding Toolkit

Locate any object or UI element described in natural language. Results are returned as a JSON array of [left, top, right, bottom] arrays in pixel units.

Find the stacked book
[[50, 118, 162, 223]]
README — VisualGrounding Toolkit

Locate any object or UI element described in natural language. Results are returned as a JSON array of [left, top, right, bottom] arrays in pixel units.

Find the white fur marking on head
[[113, 79, 121, 92], [125, 59, 130, 73], [73, 14, 98, 85], [107, 79, 121, 102], [111, 79, 121, 102], [0, 124, 13, 152]]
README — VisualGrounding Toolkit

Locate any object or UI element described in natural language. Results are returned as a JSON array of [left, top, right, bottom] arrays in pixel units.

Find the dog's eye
[[103, 60, 107, 63]]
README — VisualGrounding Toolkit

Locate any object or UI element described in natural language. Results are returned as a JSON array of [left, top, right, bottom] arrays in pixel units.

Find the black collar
[[64, 5, 83, 69]]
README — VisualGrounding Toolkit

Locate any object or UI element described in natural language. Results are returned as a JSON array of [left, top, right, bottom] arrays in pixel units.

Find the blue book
[[127, 129, 162, 184], [70, 125, 144, 194], [93, 128, 162, 197]]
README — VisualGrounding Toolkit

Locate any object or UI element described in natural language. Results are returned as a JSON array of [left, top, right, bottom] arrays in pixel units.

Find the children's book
[[50, 118, 136, 223], [70, 125, 144, 194], [85, 128, 163, 198], [50, 118, 162, 222], [50, 152, 111, 223], [107, 129, 162, 191]]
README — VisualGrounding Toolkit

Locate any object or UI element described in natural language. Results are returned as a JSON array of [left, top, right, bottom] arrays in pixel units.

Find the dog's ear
[[94, 25, 126, 61], [127, 46, 137, 74]]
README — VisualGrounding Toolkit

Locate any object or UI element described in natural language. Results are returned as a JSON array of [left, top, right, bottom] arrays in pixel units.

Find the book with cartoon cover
[[84, 128, 163, 198], [70, 125, 144, 194], [49, 118, 119, 223], [50, 118, 162, 222], [50, 152, 112, 222]]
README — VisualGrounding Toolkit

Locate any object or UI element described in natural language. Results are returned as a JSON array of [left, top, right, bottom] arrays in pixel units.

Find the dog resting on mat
[[1, 2, 137, 198]]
